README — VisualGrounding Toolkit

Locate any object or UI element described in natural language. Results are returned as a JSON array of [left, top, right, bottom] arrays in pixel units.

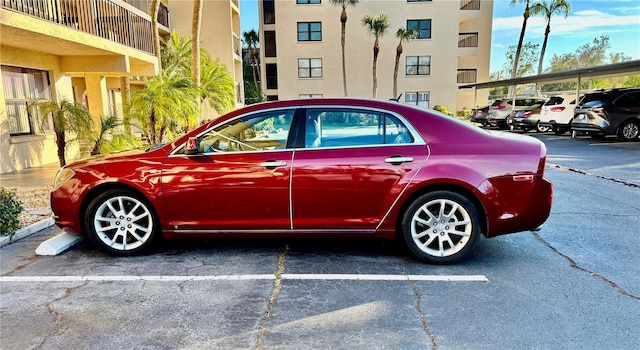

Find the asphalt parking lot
[[1, 132, 639, 350]]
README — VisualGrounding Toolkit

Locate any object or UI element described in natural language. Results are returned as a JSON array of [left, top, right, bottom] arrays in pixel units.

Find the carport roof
[[459, 59, 640, 90]]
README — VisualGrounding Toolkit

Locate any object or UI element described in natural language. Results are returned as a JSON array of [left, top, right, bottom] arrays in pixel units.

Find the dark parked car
[[470, 105, 490, 126], [571, 88, 640, 141], [51, 98, 553, 264], [507, 103, 549, 133]]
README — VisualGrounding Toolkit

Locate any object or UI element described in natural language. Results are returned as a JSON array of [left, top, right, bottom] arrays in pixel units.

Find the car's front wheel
[[84, 189, 160, 256], [618, 120, 639, 141], [402, 191, 480, 264]]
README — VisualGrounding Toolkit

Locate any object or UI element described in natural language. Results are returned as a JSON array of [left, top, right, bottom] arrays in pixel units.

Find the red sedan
[[51, 98, 552, 264]]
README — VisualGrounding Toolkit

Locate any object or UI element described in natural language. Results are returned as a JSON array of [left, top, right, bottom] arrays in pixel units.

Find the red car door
[[291, 108, 428, 231], [160, 109, 296, 232]]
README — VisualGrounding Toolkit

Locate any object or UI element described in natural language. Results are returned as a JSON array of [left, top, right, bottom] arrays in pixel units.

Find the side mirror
[[185, 137, 200, 155]]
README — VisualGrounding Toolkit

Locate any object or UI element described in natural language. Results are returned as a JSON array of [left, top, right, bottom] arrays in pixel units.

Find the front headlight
[[53, 168, 75, 191]]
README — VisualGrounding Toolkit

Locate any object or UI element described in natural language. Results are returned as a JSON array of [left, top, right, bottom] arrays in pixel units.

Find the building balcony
[[459, 0, 481, 19], [1, 0, 157, 76], [233, 33, 242, 59], [458, 32, 479, 56]]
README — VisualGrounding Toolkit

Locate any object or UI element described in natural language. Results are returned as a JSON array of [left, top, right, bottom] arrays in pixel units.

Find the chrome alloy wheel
[[410, 198, 473, 258], [93, 195, 154, 251], [621, 121, 639, 140]]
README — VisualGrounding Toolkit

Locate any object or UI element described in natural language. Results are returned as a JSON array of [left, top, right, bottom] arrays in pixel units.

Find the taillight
[[592, 107, 604, 113], [522, 111, 533, 117], [496, 105, 506, 110], [550, 106, 565, 112]]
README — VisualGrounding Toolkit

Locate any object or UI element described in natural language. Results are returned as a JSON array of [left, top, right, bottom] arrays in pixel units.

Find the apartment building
[[258, 0, 492, 112], [0, 0, 243, 174]]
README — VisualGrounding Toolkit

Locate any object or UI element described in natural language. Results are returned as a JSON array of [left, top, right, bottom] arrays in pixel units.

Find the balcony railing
[[458, 33, 479, 47], [460, 0, 480, 10], [233, 33, 241, 57], [1, 0, 154, 55], [457, 69, 477, 83]]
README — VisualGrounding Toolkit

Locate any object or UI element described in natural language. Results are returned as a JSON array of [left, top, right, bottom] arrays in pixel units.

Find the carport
[[459, 59, 640, 108]]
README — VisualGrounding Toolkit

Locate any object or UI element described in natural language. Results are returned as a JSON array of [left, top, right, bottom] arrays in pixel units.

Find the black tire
[[617, 119, 640, 141], [553, 127, 567, 135], [536, 121, 550, 133], [402, 191, 480, 264], [84, 189, 160, 256]]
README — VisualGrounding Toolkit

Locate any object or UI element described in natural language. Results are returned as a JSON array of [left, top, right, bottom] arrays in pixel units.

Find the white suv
[[539, 95, 579, 135]]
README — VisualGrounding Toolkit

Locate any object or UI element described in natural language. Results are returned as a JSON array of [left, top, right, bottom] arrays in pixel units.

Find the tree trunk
[[393, 43, 403, 99], [150, 0, 162, 75], [537, 22, 551, 76], [373, 39, 380, 98], [340, 8, 348, 96], [509, 2, 530, 96], [54, 127, 66, 167], [149, 108, 157, 144], [191, 0, 203, 88]]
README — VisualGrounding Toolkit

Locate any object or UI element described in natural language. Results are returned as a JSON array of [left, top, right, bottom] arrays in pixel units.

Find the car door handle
[[259, 161, 287, 168], [384, 156, 413, 164]]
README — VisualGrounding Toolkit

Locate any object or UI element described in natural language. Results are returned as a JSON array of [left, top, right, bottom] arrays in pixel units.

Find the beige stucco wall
[[0, 46, 79, 173], [260, 0, 493, 112], [169, 0, 244, 117]]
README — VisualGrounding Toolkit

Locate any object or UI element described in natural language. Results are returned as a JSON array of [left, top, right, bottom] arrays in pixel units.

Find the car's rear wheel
[[536, 121, 550, 133], [84, 189, 160, 256], [553, 127, 567, 135], [618, 120, 640, 141], [402, 191, 480, 264]]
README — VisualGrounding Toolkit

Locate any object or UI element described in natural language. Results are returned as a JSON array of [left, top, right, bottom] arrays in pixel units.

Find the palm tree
[[393, 27, 418, 99], [91, 116, 121, 155], [362, 12, 390, 99], [149, 0, 162, 74], [200, 53, 236, 114], [509, 0, 532, 95], [128, 72, 198, 144], [35, 100, 94, 167], [531, 0, 571, 75], [330, 0, 360, 96], [243, 30, 261, 93]]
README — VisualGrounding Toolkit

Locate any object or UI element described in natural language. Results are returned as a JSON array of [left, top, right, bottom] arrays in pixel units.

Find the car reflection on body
[[51, 98, 553, 264]]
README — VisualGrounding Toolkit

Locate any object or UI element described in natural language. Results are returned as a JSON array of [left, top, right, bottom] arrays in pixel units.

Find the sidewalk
[[0, 162, 60, 247], [0, 162, 61, 192]]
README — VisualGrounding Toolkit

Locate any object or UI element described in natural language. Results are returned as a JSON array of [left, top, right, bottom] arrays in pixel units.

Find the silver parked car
[[488, 98, 547, 129]]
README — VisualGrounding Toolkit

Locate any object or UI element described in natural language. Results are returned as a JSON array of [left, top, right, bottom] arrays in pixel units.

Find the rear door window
[[613, 91, 640, 107]]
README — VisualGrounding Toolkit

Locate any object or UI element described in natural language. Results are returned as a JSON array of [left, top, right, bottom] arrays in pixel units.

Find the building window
[[458, 32, 478, 47], [460, 0, 481, 10], [457, 69, 477, 83], [299, 94, 323, 98], [297, 0, 321, 3], [298, 22, 322, 41], [266, 64, 278, 90], [298, 58, 322, 78], [264, 31, 277, 57], [406, 56, 431, 75], [263, 0, 275, 24], [2, 65, 53, 136], [405, 91, 430, 108], [407, 19, 431, 39]]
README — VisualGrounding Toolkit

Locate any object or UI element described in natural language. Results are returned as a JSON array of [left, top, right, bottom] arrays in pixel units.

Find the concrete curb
[[0, 217, 56, 248]]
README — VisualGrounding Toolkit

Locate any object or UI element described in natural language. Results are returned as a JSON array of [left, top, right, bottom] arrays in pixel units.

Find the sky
[[239, 0, 640, 74]]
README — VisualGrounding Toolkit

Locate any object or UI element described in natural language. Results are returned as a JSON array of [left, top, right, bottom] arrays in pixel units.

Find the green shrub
[[0, 188, 23, 240], [457, 109, 472, 119], [433, 105, 455, 116]]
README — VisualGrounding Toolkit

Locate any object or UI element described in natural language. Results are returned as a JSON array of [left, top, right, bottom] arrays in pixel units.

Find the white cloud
[[492, 9, 640, 38]]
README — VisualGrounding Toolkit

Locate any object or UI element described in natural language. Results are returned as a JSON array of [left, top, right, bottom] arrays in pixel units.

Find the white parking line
[[0, 274, 488, 282]]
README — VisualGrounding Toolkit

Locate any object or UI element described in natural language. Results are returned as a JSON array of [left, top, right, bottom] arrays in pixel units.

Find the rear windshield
[[545, 97, 564, 105], [490, 100, 502, 106], [580, 93, 605, 107]]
